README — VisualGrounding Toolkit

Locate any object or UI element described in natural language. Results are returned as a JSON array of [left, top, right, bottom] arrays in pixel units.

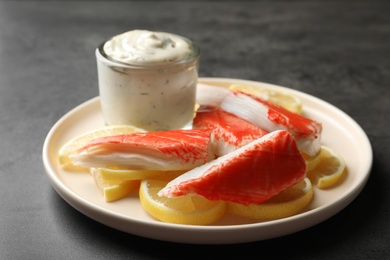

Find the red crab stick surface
[[158, 130, 307, 206], [193, 106, 268, 156], [70, 129, 215, 171], [196, 84, 322, 156], [220, 91, 322, 156]]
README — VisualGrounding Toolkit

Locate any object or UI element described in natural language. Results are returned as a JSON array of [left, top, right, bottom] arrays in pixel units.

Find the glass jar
[[95, 30, 200, 131]]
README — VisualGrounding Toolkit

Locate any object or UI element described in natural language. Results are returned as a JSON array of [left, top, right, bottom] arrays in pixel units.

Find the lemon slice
[[227, 178, 313, 220], [139, 179, 226, 225], [303, 149, 322, 172], [90, 168, 139, 202], [229, 84, 303, 114], [58, 125, 146, 165], [307, 146, 346, 189], [98, 168, 185, 182]]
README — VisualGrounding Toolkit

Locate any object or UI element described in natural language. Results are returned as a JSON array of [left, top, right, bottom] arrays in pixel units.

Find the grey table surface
[[1, 0, 389, 259]]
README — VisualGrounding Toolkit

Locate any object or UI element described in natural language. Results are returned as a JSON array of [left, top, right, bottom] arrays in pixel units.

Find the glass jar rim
[[97, 35, 200, 69]]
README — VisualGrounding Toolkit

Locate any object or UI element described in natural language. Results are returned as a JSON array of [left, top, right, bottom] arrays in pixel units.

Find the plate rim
[[42, 77, 373, 244]]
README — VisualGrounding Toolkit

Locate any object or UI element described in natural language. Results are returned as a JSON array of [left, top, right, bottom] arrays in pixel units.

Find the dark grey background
[[1, 1, 389, 259]]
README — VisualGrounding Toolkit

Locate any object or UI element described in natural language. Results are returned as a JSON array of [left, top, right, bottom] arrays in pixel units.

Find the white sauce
[[96, 30, 200, 131], [103, 30, 193, 65]]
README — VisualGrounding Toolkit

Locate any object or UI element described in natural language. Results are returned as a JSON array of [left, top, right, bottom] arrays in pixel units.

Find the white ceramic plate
[[42, 78, 372, 244]]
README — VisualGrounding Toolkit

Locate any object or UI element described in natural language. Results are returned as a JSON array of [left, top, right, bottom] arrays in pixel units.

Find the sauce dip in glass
[[96, 30, 200, 131]]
